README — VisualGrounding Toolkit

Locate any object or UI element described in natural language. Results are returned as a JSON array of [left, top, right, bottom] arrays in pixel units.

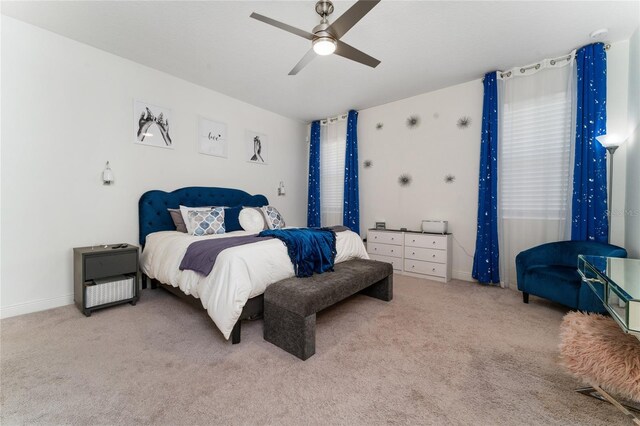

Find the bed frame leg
[[231, 320, 241, 344]]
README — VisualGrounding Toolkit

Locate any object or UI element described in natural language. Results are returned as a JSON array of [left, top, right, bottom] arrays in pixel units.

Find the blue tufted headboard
[[138, 186, 268, 246]]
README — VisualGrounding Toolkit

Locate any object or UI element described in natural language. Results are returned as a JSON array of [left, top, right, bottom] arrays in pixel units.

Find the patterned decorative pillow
[[179, 205, 215, 234], [188, 207, 225, 236], [260, 206, 285, 230]]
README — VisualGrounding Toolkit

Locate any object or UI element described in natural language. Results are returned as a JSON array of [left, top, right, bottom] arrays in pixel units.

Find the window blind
[[320, 119, 346, 226], [500, 92, 572, 220]]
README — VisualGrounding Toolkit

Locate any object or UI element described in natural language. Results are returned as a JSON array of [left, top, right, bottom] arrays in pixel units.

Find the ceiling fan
[[250, 0, 381, 75]]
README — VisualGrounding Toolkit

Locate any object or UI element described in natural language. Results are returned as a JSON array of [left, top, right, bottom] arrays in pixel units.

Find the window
[[497, 58, 575, 287], [500, 91, 573, 219], [320, 117, 347, 226]]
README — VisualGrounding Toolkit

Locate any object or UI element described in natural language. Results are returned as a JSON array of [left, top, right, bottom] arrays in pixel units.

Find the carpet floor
[[1, 274, 627, 425]]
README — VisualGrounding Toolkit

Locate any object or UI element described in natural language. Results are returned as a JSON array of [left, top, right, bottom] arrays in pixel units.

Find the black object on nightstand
[[73, 244, 140, 316]]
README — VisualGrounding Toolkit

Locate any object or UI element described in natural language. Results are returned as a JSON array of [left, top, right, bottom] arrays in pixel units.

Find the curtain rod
[[482, 43, 611, 82], [320, 113, 348, 125]]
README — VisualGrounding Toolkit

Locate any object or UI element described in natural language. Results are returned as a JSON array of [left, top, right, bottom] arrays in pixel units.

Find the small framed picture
[[245, 130, 268, 165], [375, 222, 386, 230], [133, 100, 173, 149], [198, 117, 228, 158]]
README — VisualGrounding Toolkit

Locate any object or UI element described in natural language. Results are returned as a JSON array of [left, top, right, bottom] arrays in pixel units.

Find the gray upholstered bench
[[263, 259, 393, 360]]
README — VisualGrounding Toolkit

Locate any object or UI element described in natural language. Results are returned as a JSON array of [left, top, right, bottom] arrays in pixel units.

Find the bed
[[138, 186, 369, 343]]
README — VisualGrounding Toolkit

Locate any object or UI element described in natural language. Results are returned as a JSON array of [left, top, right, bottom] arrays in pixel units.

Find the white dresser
[[367, 229, 452, 282]]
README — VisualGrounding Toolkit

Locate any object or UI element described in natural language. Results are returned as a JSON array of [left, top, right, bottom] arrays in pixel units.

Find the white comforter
[[140, 229, 369, 339]]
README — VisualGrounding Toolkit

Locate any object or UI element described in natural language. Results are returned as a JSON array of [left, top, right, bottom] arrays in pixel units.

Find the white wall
[[357, 42, 632, 282], [607, 41, 630, 247], [0, 17, 308, 317], [358, 80, 483, 281], [625, 27, 640, 258], [2, 16, 635, 317]]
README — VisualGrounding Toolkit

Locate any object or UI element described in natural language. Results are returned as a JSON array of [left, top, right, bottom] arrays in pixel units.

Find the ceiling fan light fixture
[[313, 37, 337, 55], [250, 0, 381, 74]]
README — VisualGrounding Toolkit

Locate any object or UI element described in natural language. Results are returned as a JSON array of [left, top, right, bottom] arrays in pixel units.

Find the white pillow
[[179, 205, 214, 234], [239, 208, 266, 233]]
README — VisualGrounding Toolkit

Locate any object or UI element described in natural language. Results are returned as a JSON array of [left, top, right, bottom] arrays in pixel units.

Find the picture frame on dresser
[[367, 228, 452, 282]]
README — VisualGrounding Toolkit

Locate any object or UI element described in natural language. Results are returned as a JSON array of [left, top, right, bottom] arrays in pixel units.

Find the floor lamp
[[595, 134, 628, 241]]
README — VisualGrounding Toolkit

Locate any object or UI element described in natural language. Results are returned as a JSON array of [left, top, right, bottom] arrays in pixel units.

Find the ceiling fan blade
[[327, 0, 381, 39], [288, 49, 317, 75], [334, 40, 380, 68], [250, 12, 314, 40]]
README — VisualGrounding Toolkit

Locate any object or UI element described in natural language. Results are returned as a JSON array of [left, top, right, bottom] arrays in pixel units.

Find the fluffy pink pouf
[[559, 311, 640, 402]]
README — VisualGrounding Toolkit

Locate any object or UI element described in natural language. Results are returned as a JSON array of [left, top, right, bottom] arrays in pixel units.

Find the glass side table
[[578, 255, 640, 337], [576, 255, 640, 418]]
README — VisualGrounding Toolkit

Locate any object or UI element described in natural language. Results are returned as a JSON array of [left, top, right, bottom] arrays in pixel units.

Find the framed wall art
[[198, 117, 228, 158], [245, 130, 268, 165], [134, 100, 173, 149]]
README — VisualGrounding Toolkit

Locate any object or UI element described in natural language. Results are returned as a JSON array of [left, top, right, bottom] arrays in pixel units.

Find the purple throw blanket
[[179, 235, 274, 276]]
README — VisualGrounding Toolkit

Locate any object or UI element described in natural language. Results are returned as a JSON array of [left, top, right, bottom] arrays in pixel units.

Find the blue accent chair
[[516, 241, 627, 313]]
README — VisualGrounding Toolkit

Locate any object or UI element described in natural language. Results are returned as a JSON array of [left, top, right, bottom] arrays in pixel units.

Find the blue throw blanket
[[259, 228, 337, 277]]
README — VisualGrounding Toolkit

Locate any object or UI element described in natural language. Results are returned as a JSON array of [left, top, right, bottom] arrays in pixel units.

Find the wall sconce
[[277, 181, 286, 196], [102, 161, 114, 185], [595, 133, 628, 240]]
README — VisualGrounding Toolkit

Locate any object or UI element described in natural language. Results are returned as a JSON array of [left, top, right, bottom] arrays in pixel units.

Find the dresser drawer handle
[[412, 239, 416, 243], [432, 254, 436, 258], [411, 265, 415, 269], [391, 249, 394, 253], [374, 247, 377, 250], [374, 236, 378, 239], [391, 237, 394, 240], [412, 252, 415, 255], [432, 268, 436, 272]]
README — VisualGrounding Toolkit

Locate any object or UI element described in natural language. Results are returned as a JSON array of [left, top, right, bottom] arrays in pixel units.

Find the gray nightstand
[[73, 244, 140, 316]]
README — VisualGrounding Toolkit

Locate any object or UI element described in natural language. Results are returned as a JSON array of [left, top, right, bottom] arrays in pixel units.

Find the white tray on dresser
[[367, 229, 452, 282]]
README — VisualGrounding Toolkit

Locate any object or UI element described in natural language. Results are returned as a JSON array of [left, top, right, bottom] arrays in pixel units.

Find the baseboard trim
[[399, 270, 448, 283], [0, 294, 74, 319], [453, 270, 474, 282], [0, 272, 475, 318]]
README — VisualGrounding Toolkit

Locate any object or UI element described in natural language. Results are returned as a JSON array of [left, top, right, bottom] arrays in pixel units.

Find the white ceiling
[[2, 1, 639, 122]]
